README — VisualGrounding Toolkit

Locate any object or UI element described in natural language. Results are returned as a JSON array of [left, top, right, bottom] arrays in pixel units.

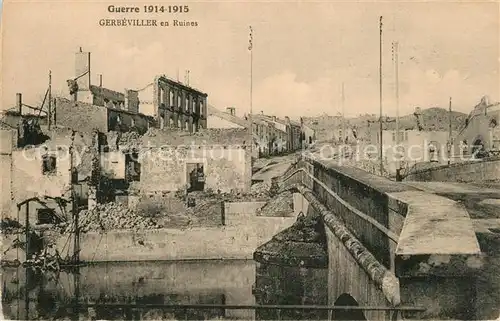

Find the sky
[[1, 0, 499, 120]]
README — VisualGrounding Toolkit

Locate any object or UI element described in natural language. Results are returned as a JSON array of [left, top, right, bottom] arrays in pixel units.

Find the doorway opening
[[186, 162, 205, 192]]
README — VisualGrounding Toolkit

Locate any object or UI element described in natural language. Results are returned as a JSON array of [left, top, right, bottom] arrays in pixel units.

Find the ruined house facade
[[68, 48, 207, 134], [453, 96, 500, 156], [155, 76, 208, 132]]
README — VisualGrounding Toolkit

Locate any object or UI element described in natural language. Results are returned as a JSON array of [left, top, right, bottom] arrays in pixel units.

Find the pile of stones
[[59, 203, 161, 233]]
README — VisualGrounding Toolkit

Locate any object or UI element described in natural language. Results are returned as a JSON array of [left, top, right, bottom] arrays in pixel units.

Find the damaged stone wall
[[54, 98, 108, 133], [107, 109, 152, 135], [132, 146, 250, 194], [9, 129, 94, 221]]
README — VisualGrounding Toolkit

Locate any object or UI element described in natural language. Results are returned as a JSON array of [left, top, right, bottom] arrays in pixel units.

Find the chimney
[[99, 74, 103, 87], [75, 48, 91, 91], [272, 116, 277, 121], [16, 93, 22, 114], [285, 116, 290, 124], [226, 107, 236, 116]]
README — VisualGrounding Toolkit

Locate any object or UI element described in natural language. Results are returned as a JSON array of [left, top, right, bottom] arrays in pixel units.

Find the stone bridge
[[270, 156, 499, 320]]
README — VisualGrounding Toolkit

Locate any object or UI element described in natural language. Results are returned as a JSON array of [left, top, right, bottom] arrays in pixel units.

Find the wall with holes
[[107, 108, 152, 135], [133, 146, 251, 194]]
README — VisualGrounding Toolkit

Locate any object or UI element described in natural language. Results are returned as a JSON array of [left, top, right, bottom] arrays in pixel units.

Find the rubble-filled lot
[[58, 203, 161, 233], [57, 182, 276, 233]]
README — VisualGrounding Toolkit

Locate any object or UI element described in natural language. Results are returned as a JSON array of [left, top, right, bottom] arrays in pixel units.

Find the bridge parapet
[[279, 155, 485, 319]]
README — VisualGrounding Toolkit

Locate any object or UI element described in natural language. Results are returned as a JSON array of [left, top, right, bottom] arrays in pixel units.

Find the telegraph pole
[[342, 82, 346, 144], [379, 16, 384, 175], [448, 97, 452, 164], [248, 26, 254, 159], [393, 41, 401, 180], [48, 70, 52, 130]]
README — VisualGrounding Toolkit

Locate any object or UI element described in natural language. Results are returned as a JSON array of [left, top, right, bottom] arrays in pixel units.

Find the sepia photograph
[[0, 0, 499, 320]]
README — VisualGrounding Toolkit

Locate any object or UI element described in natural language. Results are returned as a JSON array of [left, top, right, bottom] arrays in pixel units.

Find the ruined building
[[66, 48, 207, 134]]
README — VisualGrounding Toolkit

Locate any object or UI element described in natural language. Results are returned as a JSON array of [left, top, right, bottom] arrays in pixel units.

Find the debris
[[257, 190, 294, 217], [59, 202, 161, 233], [1, 218, 23, 233], [251, 181, 271, 197]]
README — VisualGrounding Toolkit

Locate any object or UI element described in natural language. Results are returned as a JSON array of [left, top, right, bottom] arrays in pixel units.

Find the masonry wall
[[325, 227, 390, 321], [9, 149, 72, 222], [305, 159, 411, 269], [404, 157, 500, 182], [293, 157, 485, 319], [107, 109, 151, 134], [454, 104, 500, 152], [291, 186, 391, 320], [135, 147, 251, 193], [54, 98, 108, 133], [8, 130, 93, 222], [137, 84, 155, 117], [91, 86, 125, 108], [44, 215, 294, 261]]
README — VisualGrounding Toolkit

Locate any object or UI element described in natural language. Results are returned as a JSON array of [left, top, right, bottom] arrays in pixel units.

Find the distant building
[[301, 118, 316, 148], [453, 96, 500, 157], [253, 114, 302, 154], [367, 124, 451, 175]]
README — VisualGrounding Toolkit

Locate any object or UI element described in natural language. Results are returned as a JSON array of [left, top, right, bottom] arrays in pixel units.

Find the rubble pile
[[1, 218, 22, 233], [59, 203, 161, 233], [257, 190, 294, 217], [251, 181, 272, 197]]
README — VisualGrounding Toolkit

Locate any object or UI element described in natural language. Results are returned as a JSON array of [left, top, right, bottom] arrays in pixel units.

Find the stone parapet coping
[[389, 191, 481, 256]]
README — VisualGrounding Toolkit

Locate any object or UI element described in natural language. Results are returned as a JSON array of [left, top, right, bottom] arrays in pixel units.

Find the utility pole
[[48, 70, 52, 130], [379, 16, 384, 175], [69, 130, 79, 264], [248, 25, 254, 160], [342, 82, 346, 144], [448, 97, 452, 164], [393, 41, 401, 181]]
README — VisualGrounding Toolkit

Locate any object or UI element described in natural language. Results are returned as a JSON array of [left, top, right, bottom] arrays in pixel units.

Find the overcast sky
[[1, 1, 499, 120]]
